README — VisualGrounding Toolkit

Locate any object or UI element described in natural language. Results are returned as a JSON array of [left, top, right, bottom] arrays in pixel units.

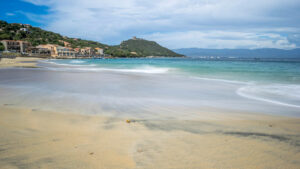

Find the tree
[[0, 43, 4, 51], [0, 33, 11, 40]]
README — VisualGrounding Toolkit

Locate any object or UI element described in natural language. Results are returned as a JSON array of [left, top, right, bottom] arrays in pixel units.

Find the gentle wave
[[42, 60, 95, 67], [45, 65, 170, 74], [236, 84, 300, 108], [190, 76, 250, 85], [44, 60, 171, 74], [76, 66, 170, 74], [70, 60, 86, 64]]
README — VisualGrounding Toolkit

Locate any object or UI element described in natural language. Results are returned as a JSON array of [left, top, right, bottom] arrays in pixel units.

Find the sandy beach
[[1, 0, 299, 168], [0, 105, 299, 169], [0, 59, 300, 169], [0, 57, 42, 68]]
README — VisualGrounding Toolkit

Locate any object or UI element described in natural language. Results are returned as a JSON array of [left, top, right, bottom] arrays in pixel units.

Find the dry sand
[[0, 57, 42, 68], [0, 105, 299, 169]]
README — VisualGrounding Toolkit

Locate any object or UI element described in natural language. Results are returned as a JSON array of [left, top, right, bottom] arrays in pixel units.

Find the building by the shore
[[80, 47, 94, 56], [27, 46, 51, 57], [59, 40, 71, 48], [1, 40, 30, 54], [95, 47, 104, 55], [56, 46, 77, 58], [36, 44, 59, 57], [74, 48, 80, 53], [36, 44, 77, 58], [1, 40, 104, 58]]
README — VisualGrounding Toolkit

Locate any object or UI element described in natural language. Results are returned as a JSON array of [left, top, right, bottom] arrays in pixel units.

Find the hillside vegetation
[[0, 20, 107, 48], [117, 39, 183, 57], [0, 20, 183, 57]]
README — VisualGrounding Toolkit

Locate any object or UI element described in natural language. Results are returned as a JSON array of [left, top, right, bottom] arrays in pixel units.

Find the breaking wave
[[70, 60, 86, 64], [44, 60, 171, 74], [236, 84, 300, 108]]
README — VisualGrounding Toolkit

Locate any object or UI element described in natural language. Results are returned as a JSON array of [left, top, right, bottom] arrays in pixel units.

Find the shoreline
[[0, 59, 299, 168], [0, 105, 299, 169]]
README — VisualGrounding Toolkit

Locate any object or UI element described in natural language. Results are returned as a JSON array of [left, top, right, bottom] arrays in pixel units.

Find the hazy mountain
[[173, 48, 300, 58]]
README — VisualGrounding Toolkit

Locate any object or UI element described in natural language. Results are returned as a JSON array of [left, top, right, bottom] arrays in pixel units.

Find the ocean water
[[48, 58, 300, 84], [48, 58, 300, 108], [0, 57, 300, 118]]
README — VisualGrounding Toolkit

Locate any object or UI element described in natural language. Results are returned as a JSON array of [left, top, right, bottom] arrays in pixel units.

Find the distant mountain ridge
[[173, 48, 300, 58], [0, 20, 182, 57]]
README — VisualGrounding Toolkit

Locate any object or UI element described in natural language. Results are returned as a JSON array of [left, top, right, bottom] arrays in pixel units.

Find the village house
[[14, 23, 30, 28], [36, 44, 77, 58], [80, 48, 85, 55], [37, 44, 59, 57], [85, 47, 93, 55], [63, 41, 71, 47], [95, 47, 104, 55], [20, 28, 28, 32], [58, 40, 71, 48], [80, 47, 94, 56], [0, 39, 101, 58], [27, 46, 51, 57], [56, 46, 77, 58], [74, 48, 80, 53], [0, 40, 31, 53], [23, 24, 31, 28]]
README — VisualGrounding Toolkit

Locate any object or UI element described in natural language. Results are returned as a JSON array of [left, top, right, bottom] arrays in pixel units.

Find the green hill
[[116, 38, 183, 57], [0, 20, 183, 57], [0, 20, 107, 49]]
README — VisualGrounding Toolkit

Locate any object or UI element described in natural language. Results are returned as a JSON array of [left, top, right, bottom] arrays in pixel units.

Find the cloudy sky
[[1, 0, 300, 49]]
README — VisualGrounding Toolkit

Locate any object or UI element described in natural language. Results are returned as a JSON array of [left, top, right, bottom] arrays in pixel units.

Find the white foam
[[42, 60, 92, 67], [75, 66, 170, 74], [70, 60, 86, 64], [42, 60, 170, 74], [44, 64, 170, 74], [190, 76, 249, 85], [236, 84, 300, 108]]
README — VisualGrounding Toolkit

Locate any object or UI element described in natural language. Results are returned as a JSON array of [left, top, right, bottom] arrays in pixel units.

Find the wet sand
[[0, 57, 42, 68], [0, 105, 299, 169]]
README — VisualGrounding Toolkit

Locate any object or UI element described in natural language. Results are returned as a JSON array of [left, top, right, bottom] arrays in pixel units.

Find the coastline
[[0, 105, 299, 169], [0, 59, 299, 168], [0, 57, 43, 68]]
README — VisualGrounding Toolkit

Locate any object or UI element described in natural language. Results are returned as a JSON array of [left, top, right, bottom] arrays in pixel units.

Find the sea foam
[[236, 84, 300, 108], [74, 66, 170, 74], [70, 60, 86, 64], [44, 62, 170, 74]]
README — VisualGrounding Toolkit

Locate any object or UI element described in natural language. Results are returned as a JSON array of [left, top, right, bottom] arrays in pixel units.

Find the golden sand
[[0, 105, 299, 169], [0, 57, 42, 68]]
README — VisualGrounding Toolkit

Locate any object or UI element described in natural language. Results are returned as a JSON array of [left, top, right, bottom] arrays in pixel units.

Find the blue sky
[[1, 0, 300, 49], [0, 0, 49, 26]]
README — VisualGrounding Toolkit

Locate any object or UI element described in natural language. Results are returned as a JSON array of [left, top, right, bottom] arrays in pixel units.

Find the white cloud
[[6, 13, 15, 16], [22, 0, 300, 49], [142, 31, 297, 49]]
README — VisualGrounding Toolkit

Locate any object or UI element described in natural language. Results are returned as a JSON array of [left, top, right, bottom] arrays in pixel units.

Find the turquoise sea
[[1, 57, 299, 118], [47, 58, 300, 110], [50, 58, 300, 84]]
